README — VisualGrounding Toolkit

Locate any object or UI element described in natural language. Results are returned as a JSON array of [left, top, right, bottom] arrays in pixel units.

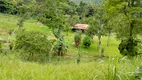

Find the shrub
[[83, 36, 92, 48], [15, 30, 54, 61], [74, 31, 82, 48], [118, 38, 139, 57], [52, 35, 68, 56]]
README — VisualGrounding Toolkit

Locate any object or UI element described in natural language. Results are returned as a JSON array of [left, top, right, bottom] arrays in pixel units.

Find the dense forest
[[0, 0, 142, 80]]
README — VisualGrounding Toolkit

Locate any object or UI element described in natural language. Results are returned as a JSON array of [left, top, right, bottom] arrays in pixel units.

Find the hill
[[0, 13, 120, 56]]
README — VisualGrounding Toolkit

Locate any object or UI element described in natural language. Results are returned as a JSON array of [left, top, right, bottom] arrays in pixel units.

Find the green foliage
[[86, 5, 106, 37], [85, 5, 107, 56], [105, 0, 142, 57], [85, 18, 96, 39], [83, 36, 92, 48], [118, 38, 139, 57], [74, 31, 82, 48], [17, 12, 31, 27], [52, 35, 68, 56], [0, 0, 16, 14], [39, 0, 66, 28], [0, 0, 37, 15], [15, 30, 53, 61], [37, 0, 70, 57], [85, 4, 95, 17], [68, 15, 80, 26], [107, 57, 119, 80], [16, 0, 37, 15], [1, 1, 142, 79], [76, 1, 87, 18], [64, 1, 77, 16]]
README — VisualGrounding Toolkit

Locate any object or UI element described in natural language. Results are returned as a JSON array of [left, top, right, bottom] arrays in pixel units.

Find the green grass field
[[0, 13, 141, 80], [0, 13, 120, 57], [0, 54, 141, 80], [0, 13, 49, 35]]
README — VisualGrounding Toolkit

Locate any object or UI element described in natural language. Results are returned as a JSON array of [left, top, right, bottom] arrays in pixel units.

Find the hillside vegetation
[[0, 0, 142, 80], [0, 11, 140, 80], [0, 13, 120, 57]]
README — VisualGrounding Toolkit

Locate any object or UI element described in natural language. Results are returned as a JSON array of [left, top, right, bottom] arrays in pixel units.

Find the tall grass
[[0, 54, 142, 80]]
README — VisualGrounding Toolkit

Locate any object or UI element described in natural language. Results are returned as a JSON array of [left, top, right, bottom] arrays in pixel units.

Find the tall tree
[[76, 1, 88, 19], [86, 5, 106, 56], [5, 0, 35, 53], [39, 0, 68, 56], [104, 18, 115, 47], [105, 0, 142, 56], [85, 4, 95, 17]]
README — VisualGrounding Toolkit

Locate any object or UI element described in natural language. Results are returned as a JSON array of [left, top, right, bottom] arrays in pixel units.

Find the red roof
[[74, 24, 88, 30]]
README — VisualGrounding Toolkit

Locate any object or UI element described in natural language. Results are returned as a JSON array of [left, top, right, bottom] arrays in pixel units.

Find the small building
[[72, 24, 89, 32]]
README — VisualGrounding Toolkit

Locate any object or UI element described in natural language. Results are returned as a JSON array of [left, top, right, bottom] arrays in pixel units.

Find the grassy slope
[[0, 13, 120, 57], [66, 33, 120, 57], [0, 13, 141, 80], [0, 13, 49, 35]]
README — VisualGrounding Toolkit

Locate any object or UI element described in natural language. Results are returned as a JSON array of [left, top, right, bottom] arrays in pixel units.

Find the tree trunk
[[130, 21, 134, 38], [107, 31, 111, 46], [5, 35, 10, 54], [98, 35, 101, 57]]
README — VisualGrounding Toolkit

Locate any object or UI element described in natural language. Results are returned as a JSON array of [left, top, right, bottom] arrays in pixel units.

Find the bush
[[74, 31, 82, 48], [118, 38, 139, 57], [52, 36, 68, 56], [83, 36, 91, 48], [15, 30, 54, 61]]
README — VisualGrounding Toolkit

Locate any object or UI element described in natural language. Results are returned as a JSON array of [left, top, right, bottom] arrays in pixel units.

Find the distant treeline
[[0, 0, 17, 14], [0, 0, 97, 19]]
